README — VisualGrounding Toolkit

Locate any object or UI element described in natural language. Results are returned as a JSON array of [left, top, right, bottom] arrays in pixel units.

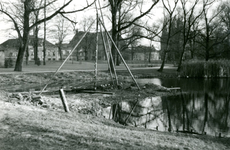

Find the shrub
[[180, 60, 230, 78], [4, 58, 13, 68]]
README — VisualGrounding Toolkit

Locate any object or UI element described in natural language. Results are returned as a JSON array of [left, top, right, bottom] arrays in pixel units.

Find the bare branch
[[59, 0, 96, 14], [118, 0, 160, 32], [0, 3, 22, 40]]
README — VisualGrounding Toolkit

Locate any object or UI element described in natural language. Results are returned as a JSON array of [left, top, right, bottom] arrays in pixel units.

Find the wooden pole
[[99, 24, 115, 86], [97, 0, 119, 86], [99, 18, 141, 90], [59, 89, 69, 112], [39, 20, 95, 95]]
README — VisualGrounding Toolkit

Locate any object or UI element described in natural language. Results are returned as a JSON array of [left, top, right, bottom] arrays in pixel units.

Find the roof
[[59, 43, 72, 49], [0, 39, 21, 48], [69, 30, 115, 48], [0, 37, 56, 49]]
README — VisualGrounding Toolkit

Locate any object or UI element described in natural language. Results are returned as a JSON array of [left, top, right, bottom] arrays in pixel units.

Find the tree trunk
[[25, 47, 29, 65], [58, 45, 63, 61], [148, 52, 151, 63], [14, 1, 30, 71], [177, 44, 186, 72], [33, 25, 39, 65], [110, 5, 118, 72], [177, 51, 184, 72], [205, 35, 210, 61], [43, 0, 46, 65], [34, 41, 38, 64], [158, 51, 167, 72], [14, 46, 24, 71]]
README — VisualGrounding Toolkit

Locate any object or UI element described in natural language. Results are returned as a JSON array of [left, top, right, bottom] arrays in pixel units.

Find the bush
[[4, 58, 13, 68], [180, 60, 230, 78]]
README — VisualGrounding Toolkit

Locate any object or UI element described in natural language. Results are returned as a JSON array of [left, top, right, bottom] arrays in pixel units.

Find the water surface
[[110, 78, 230, 137]]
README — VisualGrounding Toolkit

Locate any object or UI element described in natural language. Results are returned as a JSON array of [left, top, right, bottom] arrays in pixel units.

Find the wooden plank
[[80, 90, 114, 95], [167, 87, 181, 90], [11, 90, 53, 95]]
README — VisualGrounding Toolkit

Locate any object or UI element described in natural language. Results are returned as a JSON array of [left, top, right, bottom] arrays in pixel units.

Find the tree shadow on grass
[[0, 118, 177, 150]]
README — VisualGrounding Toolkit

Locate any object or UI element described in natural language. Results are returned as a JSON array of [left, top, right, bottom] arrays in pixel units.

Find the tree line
[[0, 0, 229, 72], [159, 0, 230, 71]]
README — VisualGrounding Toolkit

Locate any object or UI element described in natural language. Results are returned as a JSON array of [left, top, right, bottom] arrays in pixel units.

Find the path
[[0, 61, 176, 74]]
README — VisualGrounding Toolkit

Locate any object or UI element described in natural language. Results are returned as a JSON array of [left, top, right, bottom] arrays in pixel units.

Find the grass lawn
[[0, 61, 178, 78]]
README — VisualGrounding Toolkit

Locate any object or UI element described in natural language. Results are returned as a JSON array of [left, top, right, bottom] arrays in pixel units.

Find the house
[[68, 30, 127, 61], [57, 43, 74, 60], [131, 45, 160, 61], [0, 37, 58, 65]]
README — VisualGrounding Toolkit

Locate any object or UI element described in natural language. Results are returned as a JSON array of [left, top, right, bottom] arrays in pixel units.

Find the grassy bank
[[180, 60, 230, 78], [0, 99, 229, 150], [0, 68, 229, 149]]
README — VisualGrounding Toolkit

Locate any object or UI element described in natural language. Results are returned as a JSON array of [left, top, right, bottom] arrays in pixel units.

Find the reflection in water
[[108, 78, 230, 137]]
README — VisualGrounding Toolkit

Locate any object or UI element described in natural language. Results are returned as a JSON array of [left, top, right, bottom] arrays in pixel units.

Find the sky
[[0, 0, 223, 49], [0, 0, 164, 47], [0, 0, 96, 44]]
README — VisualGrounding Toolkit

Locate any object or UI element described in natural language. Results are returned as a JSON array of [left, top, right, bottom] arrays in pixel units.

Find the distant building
[[69, 30, 109, 61], [0, 37, 58, 63], [131, 45, 160, 61], [69, 30, 128, 61]]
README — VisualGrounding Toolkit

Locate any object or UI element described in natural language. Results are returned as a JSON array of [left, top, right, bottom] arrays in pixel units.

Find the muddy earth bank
[[0, 71, 174, 117]]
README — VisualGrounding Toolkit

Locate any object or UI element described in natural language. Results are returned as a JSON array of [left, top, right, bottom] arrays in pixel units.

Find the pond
[[107, 78, 230, 137]]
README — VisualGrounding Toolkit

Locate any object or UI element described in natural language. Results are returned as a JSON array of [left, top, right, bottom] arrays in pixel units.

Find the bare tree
[[0, 0, 95, 71], [51, 14, 74, 61], [78, 16, 95, 60], [158, 0, 179, 72], [196, 0, 228, 61], [32, 8, 40, 65], [176, 0, 203, 71], [219, 1, 230, 58], [105, 0, 160, 67], [32, 0, 43, 65]]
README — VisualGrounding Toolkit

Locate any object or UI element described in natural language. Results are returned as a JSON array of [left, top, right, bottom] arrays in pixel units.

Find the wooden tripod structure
[[94, 0, 140, 90], [39, 0, 140, 95]]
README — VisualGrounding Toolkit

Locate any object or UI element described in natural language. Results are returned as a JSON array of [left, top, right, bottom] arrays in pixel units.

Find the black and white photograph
[[0, 0, 229, 149]]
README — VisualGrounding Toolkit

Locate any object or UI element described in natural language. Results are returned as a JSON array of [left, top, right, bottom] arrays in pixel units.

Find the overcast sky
[[0, 0, 96, 44], [0, 0, 164, 46], [0, 0, 223, 49]]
